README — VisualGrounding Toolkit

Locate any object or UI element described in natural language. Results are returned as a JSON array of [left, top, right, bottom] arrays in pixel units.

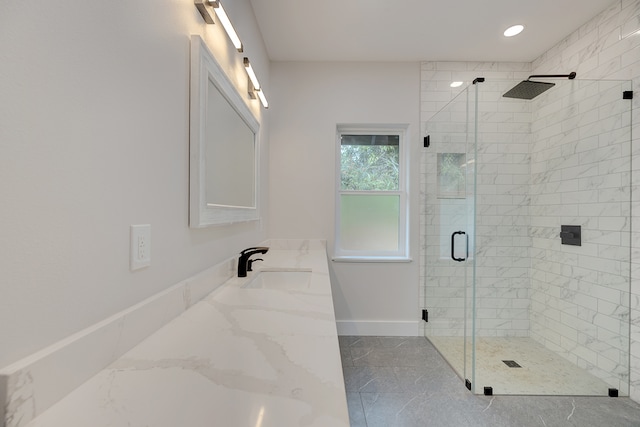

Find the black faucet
[[237, 247, 269, 277]]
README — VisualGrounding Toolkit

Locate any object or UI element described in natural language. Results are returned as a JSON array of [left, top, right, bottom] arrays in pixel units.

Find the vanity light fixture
[[450, 81, 464, 88], [256, 88, 269, 109], [243, 57, 261, 90], [211, 1, 243, 52], [244, 57, 269, 108], [194, 0, 243, 52], [504, 24, 524, 37], [194, 0, 214, 24]]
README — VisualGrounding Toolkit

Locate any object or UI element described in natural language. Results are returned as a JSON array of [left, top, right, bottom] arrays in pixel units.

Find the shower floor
[[427, 336, 612, 396]]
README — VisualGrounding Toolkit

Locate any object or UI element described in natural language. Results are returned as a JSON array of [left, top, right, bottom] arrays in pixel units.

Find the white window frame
[[334, 124, 410, 262]]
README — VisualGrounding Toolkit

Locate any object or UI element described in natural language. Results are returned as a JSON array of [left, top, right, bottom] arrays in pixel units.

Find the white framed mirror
[[189, 35, 260, 227]]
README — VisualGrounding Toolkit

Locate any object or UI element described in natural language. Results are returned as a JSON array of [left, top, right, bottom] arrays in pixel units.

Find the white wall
[[0, 0, 270, 369], [268, 62, 421, 335]]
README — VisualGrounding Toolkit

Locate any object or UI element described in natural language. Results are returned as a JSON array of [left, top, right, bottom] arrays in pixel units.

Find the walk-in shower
[[422, 76, 633, 396]]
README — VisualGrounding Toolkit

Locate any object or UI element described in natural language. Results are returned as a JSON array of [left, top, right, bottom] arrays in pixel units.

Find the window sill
[[332, 256, 412, 263]]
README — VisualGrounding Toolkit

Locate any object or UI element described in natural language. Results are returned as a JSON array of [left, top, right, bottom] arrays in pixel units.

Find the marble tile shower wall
[[527, 79, 632, 394], [474, 80, 533, 337], [421, 62, 532, 338], [531, 0, 640, 401]]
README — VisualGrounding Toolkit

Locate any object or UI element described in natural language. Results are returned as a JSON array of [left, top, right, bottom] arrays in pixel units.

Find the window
[[335, 125, 409, 260]]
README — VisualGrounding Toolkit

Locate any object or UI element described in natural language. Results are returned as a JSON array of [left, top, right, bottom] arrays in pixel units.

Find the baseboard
[[336, 320, 420, 336]]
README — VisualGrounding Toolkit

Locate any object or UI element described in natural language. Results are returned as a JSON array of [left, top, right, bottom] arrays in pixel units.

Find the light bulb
[[504, 25, 524, 37]]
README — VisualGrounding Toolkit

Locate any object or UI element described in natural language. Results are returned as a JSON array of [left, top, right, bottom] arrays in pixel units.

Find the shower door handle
[[451, 231, 467, 262]]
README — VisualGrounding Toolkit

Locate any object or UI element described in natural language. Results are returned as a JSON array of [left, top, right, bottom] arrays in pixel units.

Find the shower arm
[[527, 72, 576, 80]]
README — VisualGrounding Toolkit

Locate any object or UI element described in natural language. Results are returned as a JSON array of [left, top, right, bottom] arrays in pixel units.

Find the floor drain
[[503, 360, 522, 368]]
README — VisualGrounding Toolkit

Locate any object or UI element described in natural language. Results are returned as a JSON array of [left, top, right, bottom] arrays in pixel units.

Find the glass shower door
[[423, 82, 478, 389]]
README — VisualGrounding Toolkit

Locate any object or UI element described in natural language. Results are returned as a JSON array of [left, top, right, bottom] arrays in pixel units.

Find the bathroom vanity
[[7, 241, 349, 427]]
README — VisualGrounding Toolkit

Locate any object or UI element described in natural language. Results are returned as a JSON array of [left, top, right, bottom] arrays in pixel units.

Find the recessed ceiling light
[[450, 81, 463, 88], [504, 24, 524, 37]]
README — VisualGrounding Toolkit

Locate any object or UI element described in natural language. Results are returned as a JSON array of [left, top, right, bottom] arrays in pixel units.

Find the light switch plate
[[130, 224, 151, 270]]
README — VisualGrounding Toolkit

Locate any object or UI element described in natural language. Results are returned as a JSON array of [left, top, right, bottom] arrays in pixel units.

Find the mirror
[[189, 35, 260, 227]]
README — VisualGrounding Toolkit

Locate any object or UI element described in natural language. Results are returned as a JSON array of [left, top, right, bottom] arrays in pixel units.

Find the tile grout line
[[358, 392, 369, 427]]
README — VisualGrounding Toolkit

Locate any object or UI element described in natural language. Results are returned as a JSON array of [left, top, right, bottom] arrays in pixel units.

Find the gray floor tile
[[392, 366, 463, 393], [339, 336, 383, 348], [375, 336, 432, 348], [339, 336, 640, 427], [340, 345, 354, 367], [343, 366, 401, 392], [351, 346, 436, 367], [359, 392, 485, 427]]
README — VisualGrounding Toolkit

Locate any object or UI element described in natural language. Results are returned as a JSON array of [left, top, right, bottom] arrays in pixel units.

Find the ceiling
[[249, 0, 615, 62]]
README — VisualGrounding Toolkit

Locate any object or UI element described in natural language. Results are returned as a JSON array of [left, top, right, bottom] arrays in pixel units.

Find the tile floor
[[339, 336, 640, 427]]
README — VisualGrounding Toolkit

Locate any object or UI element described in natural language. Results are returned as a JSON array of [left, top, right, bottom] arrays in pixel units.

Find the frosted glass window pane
[[340, 194, 399, 251]]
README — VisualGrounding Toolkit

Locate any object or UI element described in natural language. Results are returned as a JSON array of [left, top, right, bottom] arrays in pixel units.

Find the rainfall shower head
[[503, 80, 555, 99], [503, 72, 577, 100]]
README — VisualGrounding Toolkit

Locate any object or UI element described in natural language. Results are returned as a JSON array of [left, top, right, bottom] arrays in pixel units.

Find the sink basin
[[242, 270, 312, 290]]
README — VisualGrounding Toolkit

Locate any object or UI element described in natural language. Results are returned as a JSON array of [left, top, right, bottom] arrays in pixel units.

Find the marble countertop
[[24, 247, 350, 427]]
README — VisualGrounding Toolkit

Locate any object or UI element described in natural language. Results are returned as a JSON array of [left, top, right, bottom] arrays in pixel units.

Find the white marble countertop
[[24, 246, 350, 427]]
